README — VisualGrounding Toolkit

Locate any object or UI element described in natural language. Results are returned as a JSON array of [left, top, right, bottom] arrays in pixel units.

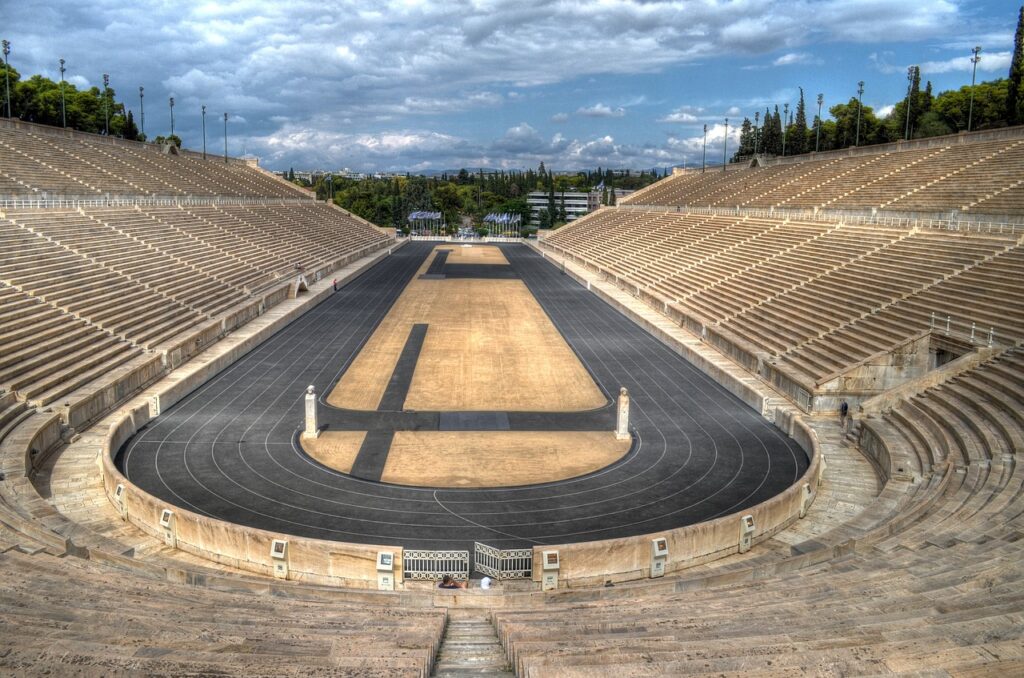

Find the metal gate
[[474, 542, 533, 580], [403, 550, 469, 581]]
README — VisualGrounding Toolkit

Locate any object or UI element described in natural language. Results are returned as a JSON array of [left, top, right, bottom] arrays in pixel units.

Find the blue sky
[[4, 1, 1019, 172]]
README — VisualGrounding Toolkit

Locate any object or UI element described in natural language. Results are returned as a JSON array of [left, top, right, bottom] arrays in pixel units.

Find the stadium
[[3, 7, 1024, 677]]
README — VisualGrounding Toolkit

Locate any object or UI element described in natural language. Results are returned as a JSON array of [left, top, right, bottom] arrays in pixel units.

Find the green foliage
[[1008, 6, 1024, 125], [0, 64, 143, 138], [152, 134, 182, 147], [790, 88, 808, 156]]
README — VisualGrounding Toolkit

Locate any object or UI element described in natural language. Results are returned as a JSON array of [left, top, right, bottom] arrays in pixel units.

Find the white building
[[526, 191, 600, 224]]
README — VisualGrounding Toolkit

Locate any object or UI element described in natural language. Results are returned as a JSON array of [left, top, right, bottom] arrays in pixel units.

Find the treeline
[[733, 7, 1024, 160], [305, 164, 661, 232], [1, 64, 144, 140]]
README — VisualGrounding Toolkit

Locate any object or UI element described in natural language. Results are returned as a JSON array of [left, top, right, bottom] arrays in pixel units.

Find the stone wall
[[531, 415, 821, 587]]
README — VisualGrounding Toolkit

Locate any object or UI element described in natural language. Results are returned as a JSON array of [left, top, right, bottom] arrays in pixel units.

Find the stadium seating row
[[623, 133, 1024, 216], [491, 347, 1023, 676], [0, 123, 304, 199], [544, 209, 1022, 388], [0, 204, 388, 414]]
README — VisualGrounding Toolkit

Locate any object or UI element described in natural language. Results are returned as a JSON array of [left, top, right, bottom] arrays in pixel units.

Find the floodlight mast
[[139, 86, 145, 136], [753, 111, 760, 155], [722, 117, 728, 171], [102, 73, 110, 135], [815, 93, 824, 152], [904, 66, 915, 141], [201, 105, 207, 159], [967, 46, 982, 132], [702, 124, 707, 173], [700, 124, 708, 174], [169, 96, 175, 137], [2, 40, 10, 119], [59, 58, 66, 128], [855, 81, 864, 146]]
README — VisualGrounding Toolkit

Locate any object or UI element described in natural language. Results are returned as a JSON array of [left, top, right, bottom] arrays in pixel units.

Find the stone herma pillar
[[303, 385, 320, 439], [616, 387, 630, 441]]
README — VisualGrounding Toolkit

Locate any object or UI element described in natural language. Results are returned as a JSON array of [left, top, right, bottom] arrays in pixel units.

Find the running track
[[118, 242, 808, 552]]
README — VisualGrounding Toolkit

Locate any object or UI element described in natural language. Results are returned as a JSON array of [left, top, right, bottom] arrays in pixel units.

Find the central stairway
[[433, 611, 513, 676]]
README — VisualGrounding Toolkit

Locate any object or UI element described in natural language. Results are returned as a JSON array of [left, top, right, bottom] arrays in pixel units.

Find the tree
[[537, 208, 551, 230], [1008, 5, 1024, 125], [152, 134, 182, 147], [790, 88, 808, 156], [733, 117, 754, 161]]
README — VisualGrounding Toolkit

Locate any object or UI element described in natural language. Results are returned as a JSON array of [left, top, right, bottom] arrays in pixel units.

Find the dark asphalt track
[[118, 242, 808, 552]]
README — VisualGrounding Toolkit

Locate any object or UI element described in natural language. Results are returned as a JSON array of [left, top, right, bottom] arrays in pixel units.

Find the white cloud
[[773, 52, 822, 66], [577, 103, 627, 118], [3, 0, 990, 170], [919, 51, 1012, 74], [659, 110, 700, 123], [872, 49, 1011, 77]]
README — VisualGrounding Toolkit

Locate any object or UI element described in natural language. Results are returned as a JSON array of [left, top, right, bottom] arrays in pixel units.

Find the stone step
[[432, 615, 511, 677]]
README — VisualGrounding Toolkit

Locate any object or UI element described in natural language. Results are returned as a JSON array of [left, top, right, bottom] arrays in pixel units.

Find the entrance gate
[[474, 542, 533, 580], [403, 549, 470, 582]]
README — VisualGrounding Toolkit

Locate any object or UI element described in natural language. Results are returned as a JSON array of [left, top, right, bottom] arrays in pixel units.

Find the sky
[[3, 1, 1019, 172]]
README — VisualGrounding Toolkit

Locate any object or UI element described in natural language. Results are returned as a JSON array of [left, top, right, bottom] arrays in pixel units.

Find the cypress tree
[[1008, 5, 1024, 125], [792, 88, 808, 156]]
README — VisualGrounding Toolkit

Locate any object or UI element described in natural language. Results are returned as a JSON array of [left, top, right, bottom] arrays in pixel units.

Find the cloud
[[773, 52, 822, 66], [3, 0, 987, 170], [919, 51, 1012, 74], [659, 110, 700, 124], [872, 49, 1011, 76], [577, 103, 626, 118]]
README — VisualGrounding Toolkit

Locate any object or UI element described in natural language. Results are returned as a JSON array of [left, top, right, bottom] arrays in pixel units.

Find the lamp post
[[904, 66, 915, 141], [753, 111, 760, 155], [169, 96, 175, 137], [782, 103, 789, 156], [855, 81, 864, 146], [967, 46, 982, 132], [59, 58, 66, 128], [139, 86, 144, 137], [223, 112, 228, 162], [702, 124, 707, 173], [102, 73, 110, 135], [2, 40, 10, 119], [201, 105, 206, 159], [327, 173, 333, 203], [722, 117, 728, 171], [815, 93, 824, 152]]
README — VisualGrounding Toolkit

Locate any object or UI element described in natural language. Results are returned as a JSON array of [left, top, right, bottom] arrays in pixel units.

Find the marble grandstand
[[0, 118, 1021, 676]]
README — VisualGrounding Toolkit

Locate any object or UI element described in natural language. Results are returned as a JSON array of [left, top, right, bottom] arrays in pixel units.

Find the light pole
[[169, 96, 175, 137], [139, 86, 144, 137], [59, 58, 66, 128], [102, 73, 110, 135], [815, 93, 824, 152], [967, 46, 982, 132], [753, 111, 760, 155], [223, 112, 228, 162], [722, 117, 729, 170], [855, 81, 864, 146], [702, 124, 707, 173], [327, 174, 333, 203], [782, 103, 789, 156], [2, 40, 10, 119], [904, 66, 915, 141], [201, 105, 207, 159]]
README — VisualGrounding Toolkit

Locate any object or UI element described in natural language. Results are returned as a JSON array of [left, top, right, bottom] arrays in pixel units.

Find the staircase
[[433, 611, 513, 677]]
